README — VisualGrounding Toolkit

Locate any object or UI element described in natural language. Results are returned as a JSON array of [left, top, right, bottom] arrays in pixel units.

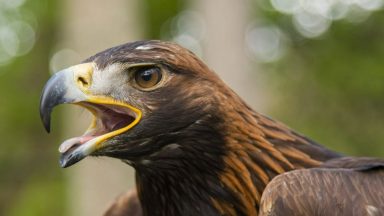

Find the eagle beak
[[40, 63, 93, 133], [40, 63, 142, 168]]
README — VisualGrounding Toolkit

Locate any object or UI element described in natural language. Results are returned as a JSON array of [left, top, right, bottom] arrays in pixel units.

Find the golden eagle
[[40, 40, 384, 216]]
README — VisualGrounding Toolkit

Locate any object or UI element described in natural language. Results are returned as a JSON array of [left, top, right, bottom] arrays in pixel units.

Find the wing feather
[[259, 158, 384, 216]]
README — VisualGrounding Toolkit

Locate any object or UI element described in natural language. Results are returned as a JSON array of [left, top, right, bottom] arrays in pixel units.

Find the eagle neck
[[133, 116, 242, 216]]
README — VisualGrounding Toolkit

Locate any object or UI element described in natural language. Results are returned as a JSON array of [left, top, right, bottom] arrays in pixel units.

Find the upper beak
[[40, 63, 92, 133]]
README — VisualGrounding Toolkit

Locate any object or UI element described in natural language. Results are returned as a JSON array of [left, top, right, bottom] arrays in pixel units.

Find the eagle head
[[40, 40, 229, 168]]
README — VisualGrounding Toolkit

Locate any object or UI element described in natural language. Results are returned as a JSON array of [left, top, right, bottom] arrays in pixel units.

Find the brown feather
[[259, 164, 384, 216]]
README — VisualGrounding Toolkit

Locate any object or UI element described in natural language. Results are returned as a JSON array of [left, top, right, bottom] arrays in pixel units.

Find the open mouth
[[39, 63, 143, 167], [58, 101, 140, 156]]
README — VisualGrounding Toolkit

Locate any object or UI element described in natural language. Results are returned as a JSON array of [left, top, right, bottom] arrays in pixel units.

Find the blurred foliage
[[259, 9, 384, 157], [142, 0, 186, 38], [0, 0, 66, 215]]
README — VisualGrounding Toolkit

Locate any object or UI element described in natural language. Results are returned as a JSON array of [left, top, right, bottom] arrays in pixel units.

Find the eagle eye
[[133, 66, 163, 89]]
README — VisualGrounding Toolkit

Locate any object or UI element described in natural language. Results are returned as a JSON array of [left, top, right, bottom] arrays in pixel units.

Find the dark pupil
[[141, 70, 153, 81]]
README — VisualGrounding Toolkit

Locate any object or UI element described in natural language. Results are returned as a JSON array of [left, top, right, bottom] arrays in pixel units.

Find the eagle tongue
[[58, 136, 94, 153]]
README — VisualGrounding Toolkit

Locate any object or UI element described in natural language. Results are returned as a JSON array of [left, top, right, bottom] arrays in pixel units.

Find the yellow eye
[[134, 66, 163, 89]]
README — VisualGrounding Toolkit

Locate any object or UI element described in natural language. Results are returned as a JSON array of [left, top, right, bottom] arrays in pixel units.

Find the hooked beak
[[39, 63, 142, 168]]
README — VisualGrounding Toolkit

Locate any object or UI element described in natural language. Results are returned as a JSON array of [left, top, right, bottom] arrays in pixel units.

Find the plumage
[[260, 160, 384, 216], [39, 40, 384, 216]]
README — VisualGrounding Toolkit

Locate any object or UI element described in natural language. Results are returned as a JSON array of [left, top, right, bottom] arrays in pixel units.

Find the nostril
[[77, 76, 89, 87], [72, 63, 93, 91]]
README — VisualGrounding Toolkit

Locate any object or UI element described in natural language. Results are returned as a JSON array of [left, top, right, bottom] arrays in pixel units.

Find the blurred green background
[[0, 0, 383, 215]]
